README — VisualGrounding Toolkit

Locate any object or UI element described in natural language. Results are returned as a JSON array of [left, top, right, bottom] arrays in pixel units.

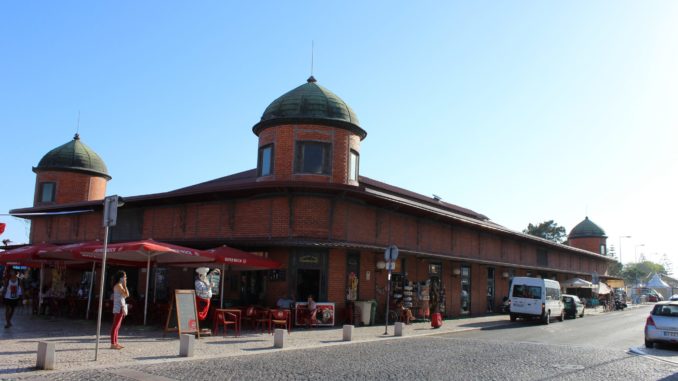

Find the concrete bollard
[[394, 322, 405, 337], [179, 334, 195, 357], [274, 329, 285, 348], [342, 324, 354, 341], [36, 341, 56, 370]]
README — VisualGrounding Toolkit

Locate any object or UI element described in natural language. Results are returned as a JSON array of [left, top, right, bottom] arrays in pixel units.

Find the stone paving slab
[[0, 304, 632, 379]]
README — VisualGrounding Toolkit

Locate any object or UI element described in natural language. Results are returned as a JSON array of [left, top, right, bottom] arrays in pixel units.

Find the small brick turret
[[568, 216, 607, 255], [252, 76, 366, 186], [32, 134, 111, 206]]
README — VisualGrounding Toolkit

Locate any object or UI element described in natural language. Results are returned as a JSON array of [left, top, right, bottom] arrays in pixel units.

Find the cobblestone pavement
[[0, 304, 641, 380]]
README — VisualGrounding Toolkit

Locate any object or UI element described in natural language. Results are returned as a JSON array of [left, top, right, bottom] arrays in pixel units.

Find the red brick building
[[11, 76, 615, 322]]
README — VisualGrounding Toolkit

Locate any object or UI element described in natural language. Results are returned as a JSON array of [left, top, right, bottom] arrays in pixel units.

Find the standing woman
[[2, 269, 22, 328], [110, 270, 129, 350]]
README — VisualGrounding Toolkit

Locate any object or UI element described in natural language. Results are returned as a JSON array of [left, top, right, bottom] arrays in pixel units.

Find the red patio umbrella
[[0, 243, 59, 265], [73, 239, 211, 325], [204, 246, 282, 271], [202, 246, 282, 309]]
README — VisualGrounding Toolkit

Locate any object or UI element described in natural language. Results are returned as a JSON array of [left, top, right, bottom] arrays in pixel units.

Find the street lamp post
[[635, 244, 645, 263], [619, 235, 631, 264]]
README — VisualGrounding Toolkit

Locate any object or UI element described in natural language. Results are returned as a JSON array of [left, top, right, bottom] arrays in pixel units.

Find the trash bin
[[355, 301, 372, 326]]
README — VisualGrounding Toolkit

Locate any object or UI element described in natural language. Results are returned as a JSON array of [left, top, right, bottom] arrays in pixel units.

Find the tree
[[621, 260, 667, 286], [607, 244, 616, 259], [607, 261, 623, 277], [523, 220, 567, 243]]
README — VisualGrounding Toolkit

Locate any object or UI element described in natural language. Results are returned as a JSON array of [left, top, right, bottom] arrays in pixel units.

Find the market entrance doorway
[[296, 269, 320, 301], [289, 249, 328, 301]]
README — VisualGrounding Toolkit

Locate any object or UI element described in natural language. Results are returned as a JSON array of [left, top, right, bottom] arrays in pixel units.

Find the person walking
[[2, 269, 22, 328], [110, 270, 129, 349]]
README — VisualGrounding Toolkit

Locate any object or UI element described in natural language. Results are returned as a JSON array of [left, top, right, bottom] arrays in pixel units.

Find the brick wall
[[34, 170, 107, 206], [256, 124, 361, 186]]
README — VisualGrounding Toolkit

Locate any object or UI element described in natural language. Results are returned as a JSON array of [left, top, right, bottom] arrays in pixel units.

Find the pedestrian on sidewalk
[[1, 269, 23, 328], [110, 270, 129, 350]]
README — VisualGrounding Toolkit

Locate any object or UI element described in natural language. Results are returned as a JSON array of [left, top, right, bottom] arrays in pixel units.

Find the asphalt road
[[453, 304, 652, 351], [7, 306, 678, 381]]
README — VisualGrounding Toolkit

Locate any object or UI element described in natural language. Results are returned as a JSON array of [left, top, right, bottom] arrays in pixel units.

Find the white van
[[509, 277, 564, 324]]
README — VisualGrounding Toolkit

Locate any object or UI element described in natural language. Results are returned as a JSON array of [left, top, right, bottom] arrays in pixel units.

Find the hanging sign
[[384, 245, 399, 262]]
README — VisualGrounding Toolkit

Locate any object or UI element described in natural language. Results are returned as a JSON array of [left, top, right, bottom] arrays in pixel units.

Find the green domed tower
[[32, 134, 111, 206], [568, 217, 607, 255], [252, 76, 366, 186]]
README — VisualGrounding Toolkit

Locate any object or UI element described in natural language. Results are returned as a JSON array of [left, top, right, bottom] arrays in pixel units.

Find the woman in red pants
[[110, 270, 129, 350]]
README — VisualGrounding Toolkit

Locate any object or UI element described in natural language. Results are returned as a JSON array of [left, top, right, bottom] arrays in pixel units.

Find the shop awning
[[561, 278, 593, 288], [596, 282, 612, 294]]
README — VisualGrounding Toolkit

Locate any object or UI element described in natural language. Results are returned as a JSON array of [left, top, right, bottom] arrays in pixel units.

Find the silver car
[[645, 301, 678, 348]]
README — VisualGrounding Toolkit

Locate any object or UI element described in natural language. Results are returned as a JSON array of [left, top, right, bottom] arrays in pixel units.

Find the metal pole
[[220, 264, 226, 308], [153, 263, 157, 304], [143, 255, 150, 325], [94, 226, 110, 361], [38, 263, 44, 314], [86, 261, 96, 319], [384, 264, 392, 335]]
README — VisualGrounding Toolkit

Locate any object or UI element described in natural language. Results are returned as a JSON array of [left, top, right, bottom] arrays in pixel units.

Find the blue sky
[[1, 2, 676, 271]]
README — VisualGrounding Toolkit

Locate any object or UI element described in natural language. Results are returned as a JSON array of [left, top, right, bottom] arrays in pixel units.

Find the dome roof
[[253, 76, 366, 139], [568, 217, 606, 239], [33, 134, 111, 179]]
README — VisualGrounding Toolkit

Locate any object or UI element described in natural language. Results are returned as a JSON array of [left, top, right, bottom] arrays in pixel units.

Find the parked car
[[645, 301, 678, 348], [648, 294, 664, 303], [632, 287, 664, 303], [670, 295, 678, 301], [562, 294, 585, 318]]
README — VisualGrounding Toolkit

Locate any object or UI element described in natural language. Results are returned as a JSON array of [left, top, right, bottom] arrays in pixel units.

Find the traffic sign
[[384, 245, 399, 261]]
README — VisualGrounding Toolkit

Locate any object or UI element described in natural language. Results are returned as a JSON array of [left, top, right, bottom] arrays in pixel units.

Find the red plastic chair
[[254, 309, 271, 334], [270, 309, 291, 333], [241, 306, 257, 330], [213, 310, 239, 337]]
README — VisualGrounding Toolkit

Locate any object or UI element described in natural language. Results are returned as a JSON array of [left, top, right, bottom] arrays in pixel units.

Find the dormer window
[[39, 182, 56, 203], [348, 150, 359, 181], [258, 144, 274, 177], [295, 141, 331, 175]]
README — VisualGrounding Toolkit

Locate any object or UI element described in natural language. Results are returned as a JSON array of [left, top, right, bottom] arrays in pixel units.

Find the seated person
[[396, 299, 414, 325], [276, 295, 295, 309], [306, 295, 317, 326]]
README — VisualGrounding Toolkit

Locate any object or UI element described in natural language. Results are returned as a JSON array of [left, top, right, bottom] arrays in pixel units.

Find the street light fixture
[[618, 235, 631, 264], [635, 244, 645, 263]]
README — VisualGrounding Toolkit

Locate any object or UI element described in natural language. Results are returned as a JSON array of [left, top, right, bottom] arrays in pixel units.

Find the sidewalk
[[0, 304, 641, 379]]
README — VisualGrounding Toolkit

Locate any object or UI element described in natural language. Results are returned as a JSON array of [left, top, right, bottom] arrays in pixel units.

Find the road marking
[[629, 346, 678, 366], [108, 368, 177, 381]]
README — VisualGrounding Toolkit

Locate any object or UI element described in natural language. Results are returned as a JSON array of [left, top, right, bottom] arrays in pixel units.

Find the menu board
[[164, 290, 200, 338]]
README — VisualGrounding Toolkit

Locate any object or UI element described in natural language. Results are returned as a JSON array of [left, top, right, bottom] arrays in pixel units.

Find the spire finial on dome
[[73, 133, 80, 140], [307, 75, 317, 83]]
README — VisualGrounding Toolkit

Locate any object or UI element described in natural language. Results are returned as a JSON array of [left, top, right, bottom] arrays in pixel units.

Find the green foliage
[[607, 261, 623, 277], [523, 220, 567, 243], [621, 261, 667, 285]]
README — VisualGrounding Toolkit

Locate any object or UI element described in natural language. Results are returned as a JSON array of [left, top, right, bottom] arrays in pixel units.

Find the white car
[[645, 301, 678, 348], [669, 295, 678, 301]]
